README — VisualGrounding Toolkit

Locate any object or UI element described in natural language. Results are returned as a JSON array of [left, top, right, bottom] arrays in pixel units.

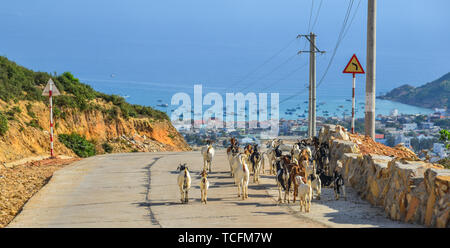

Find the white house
[[433, 143, 448, 159], [402, 123, 417, 131]]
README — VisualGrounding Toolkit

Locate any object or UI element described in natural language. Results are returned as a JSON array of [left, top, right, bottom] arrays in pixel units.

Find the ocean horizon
[[81, 77, 434, 121]]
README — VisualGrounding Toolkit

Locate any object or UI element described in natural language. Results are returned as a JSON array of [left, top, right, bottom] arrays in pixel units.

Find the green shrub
[[25, 103, 36, 118], [26, 119, 42, 130], [102, 142, 113, 153], [58, 133, 96, 158], [0, 112, 8, 135]]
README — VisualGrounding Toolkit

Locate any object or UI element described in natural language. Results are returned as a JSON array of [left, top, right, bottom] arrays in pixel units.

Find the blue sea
[[1, 0, 446, 121]]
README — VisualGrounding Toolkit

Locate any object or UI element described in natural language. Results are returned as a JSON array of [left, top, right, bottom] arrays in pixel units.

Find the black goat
[[333, 170, 346, 200]]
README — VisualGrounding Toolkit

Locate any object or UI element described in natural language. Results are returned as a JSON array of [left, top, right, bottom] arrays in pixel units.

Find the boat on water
[[157, 103, 168, 107]]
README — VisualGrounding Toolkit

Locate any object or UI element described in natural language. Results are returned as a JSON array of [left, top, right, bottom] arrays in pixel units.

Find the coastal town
[[178, 107, 449, 163]]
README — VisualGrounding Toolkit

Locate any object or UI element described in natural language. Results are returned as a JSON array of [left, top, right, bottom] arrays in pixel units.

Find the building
[[402, 123, 417, 131], [433, 143, 448, 159], [395, 134, 412, 149], [390, 109, 399, 117], [421, 122, 434, 129]]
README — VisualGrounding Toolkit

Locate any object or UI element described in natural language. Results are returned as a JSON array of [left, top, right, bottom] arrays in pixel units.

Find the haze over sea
[[1, 0, 448, 120]]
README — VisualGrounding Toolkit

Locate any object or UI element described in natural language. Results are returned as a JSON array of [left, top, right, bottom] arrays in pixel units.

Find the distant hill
[[378, 72, 450, 109]]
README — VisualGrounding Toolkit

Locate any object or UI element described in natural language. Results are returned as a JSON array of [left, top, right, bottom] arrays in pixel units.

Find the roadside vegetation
[[0, 111, 8, 135], [0, 56, 168, 121], [58, 133, 96, 158]]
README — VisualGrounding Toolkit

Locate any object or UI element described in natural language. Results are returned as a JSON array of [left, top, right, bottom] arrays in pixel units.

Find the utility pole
[[365, 0, 376, 139], [298, 32, 324, 138]]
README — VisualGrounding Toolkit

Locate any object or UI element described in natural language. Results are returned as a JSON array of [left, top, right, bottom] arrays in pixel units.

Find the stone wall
[[320, 124, 449, 228]]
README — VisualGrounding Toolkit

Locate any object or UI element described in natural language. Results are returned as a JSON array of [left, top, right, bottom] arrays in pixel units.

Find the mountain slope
[[0, 56, 190, 163], [378, 72, 450, 109]]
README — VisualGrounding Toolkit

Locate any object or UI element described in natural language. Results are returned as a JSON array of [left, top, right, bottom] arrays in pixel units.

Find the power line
[[278, 0, 357, 105], [237, 52, 298, 92], [310, 0, 323, 31], [317, 0, 355, 88], [227, 37, 297, 90], [258, 61, 309, 92], [342, 0, 362, 39], [306, 0, 315, 32]]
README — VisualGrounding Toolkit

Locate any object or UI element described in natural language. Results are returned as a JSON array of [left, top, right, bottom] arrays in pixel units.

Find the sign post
[[42, 78, 61, 158], [343, 54, 365, 134]]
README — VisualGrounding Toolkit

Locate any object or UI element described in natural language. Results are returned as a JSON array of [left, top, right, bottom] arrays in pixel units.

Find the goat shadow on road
[[232, 201, 278, 208], [139, 196, 228, 208], [252, 211, 288, 216]]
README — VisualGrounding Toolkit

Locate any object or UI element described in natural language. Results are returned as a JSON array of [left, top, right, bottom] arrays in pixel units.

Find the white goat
[[296, 175, 312, 212], [201, 142, 215, 172], [309, 161, 322, 200], [234, 153, 250, 200], [200, 169, 210, 204], [227, 146, 240, 177], [291, 143, 302, 162], [177, 163, 191, 204]]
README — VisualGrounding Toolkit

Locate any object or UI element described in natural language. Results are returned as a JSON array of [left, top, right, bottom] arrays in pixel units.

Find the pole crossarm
[[297, 34, 325, 54]]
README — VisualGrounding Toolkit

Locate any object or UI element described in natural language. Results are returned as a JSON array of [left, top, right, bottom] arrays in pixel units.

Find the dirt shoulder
[[0, 157, 81, 227]]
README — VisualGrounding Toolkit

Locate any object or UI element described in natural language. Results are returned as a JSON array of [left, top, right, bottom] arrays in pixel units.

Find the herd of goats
[[177, 137, 347, 212]]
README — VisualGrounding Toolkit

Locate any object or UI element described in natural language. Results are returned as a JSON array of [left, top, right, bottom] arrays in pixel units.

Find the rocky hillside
[[378, 72, 450, 109], [0, 56, 190, 163]]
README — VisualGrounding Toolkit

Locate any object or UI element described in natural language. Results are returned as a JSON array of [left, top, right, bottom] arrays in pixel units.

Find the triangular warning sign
[[42, 78, 61, 96], [343, 54, 365, 74]]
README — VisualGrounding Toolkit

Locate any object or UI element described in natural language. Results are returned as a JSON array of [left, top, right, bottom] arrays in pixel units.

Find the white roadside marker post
[[42, 78, 61, 158]]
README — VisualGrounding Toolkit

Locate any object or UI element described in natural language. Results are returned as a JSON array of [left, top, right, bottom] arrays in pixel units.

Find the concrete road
[[8, 150, 418, 228]]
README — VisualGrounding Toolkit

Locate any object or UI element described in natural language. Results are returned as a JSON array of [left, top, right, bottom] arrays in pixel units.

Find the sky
[[0, 0, 449, 100]]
